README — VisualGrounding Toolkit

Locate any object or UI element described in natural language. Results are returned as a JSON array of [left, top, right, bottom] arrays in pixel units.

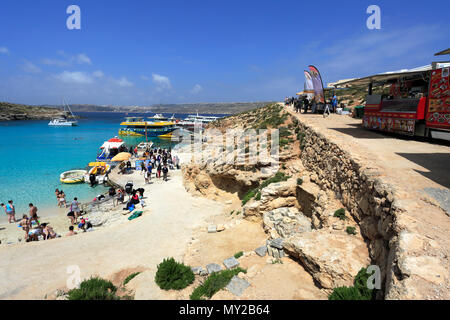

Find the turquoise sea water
[[0, 112, 216, 220]]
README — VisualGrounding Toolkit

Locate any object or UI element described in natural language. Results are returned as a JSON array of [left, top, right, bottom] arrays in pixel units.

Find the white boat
[[178, 113, 220, 131], [49, 118, 78, 126], [60, 170, 87, 184], [148, 113, 168, 122], [48, 99, 78, 126]]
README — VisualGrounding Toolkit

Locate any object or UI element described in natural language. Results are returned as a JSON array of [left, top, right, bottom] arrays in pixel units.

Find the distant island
[[40, 102, 276, 115], [0, 101, 276, 121], [0, 102, 64, 121]]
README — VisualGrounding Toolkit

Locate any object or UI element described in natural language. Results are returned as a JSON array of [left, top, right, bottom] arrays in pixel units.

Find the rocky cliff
[[180, 102, 449, 299]]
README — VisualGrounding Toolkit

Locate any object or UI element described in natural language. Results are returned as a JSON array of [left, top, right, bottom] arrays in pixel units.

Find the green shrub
[[297, 178, 303, 185], [353, 268, 374, 300], [67, 277, 119, 300], [155, 258, 195, 290], [242, 189, 257, 206], [328, 267, 375, 300], [190, 268, 246, 300], [346, 226, 356, 235], [334, 208, 346, 220], [234, 251, 244, 259], [230, 210, 235, 215], [328, 286, 364, 300], [255, 192, 261, 201], [241, 172, 290, 205], [123, 272, 141, 286]]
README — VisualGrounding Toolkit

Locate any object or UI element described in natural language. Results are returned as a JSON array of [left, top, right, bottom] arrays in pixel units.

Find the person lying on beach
[[65, 226, 77, 237], [41, 223, 57, 240], [28, 203, 39, 226], [28, 225, 44, 242]]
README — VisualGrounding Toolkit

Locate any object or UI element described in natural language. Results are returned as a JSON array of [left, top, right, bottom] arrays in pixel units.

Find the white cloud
[[190, 84, 203, 94], [42, 58, 70, 67], [152, 73, 171, 90], [93, 70, 104, 78], [42, 52, 92, 67], [76, 53, 92, 65], [55, 71, 94, 84], [22, 60, 41, 73], [116, 77, 133, 87], [0, 47, 10, 55]]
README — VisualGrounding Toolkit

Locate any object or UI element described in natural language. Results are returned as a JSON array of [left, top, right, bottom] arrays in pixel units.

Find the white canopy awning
[[100, 141, 124, 149]]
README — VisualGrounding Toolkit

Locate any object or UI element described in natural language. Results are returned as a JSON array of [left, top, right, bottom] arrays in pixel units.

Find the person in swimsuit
[[19, 214, 30, 241], [1, 200, 16, 223], [28, 203, 39, 226], [58, 191, 67, 208], [55, 189, 60, 205], [66, 226, 77, 237], [41, 223, 57, 240], [67, 211, 76, 225]]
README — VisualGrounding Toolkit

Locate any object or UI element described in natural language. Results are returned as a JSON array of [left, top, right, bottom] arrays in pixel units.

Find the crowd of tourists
[[285, 94, 341, 117], [1, 146, 181, 244]]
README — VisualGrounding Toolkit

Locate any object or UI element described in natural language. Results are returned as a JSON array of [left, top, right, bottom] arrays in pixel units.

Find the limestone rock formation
[[283, 230, 371, 290]]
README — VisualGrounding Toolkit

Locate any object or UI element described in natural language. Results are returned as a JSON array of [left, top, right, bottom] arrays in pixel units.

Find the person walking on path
[[1, 200, 16, 223], [323, 100, 331, 118], [332, 94, 338, 113]]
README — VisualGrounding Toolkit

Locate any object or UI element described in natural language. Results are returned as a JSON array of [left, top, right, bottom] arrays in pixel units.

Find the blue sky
[[0, 0, 449, 106]]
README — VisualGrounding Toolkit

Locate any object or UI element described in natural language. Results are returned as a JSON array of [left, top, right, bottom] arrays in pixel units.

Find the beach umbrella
[[111, 152, 132, 162]]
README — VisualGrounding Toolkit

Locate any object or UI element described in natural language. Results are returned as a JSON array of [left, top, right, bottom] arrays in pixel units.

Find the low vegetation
[[328, 267, 375, 300], [123, 272, 141, 286], [297, 178, 303, 185], [154, 258, 195, 290], [190, 268, 246, 300], [334, 208, 346, 220], [234, 251, 244, 259], [242, 172, 290, 205], [67, 277, 119, 300], [346, 226, 357, 235]]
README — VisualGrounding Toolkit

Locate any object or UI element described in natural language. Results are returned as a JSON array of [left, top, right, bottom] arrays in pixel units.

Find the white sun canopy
[[100, 141, 124, 149], [333, 63, 450, 87]]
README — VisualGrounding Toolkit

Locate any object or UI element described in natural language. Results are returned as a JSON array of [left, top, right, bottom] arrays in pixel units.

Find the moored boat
[[118, 117, 177, 138], [60, 170, 87, 184]]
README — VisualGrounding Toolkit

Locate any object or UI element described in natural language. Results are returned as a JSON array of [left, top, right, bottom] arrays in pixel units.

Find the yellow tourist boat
[[118, 117, 177, 138]]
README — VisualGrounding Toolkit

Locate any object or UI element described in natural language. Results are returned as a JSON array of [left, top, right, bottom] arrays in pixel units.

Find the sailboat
[[48, 99, 78, 126]]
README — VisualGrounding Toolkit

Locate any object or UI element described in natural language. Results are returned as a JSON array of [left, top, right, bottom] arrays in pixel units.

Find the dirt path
[[0, 169, 224, 299]]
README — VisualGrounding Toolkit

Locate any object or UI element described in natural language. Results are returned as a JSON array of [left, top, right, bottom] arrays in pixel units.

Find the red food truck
[[335, 61, 450, 141]]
